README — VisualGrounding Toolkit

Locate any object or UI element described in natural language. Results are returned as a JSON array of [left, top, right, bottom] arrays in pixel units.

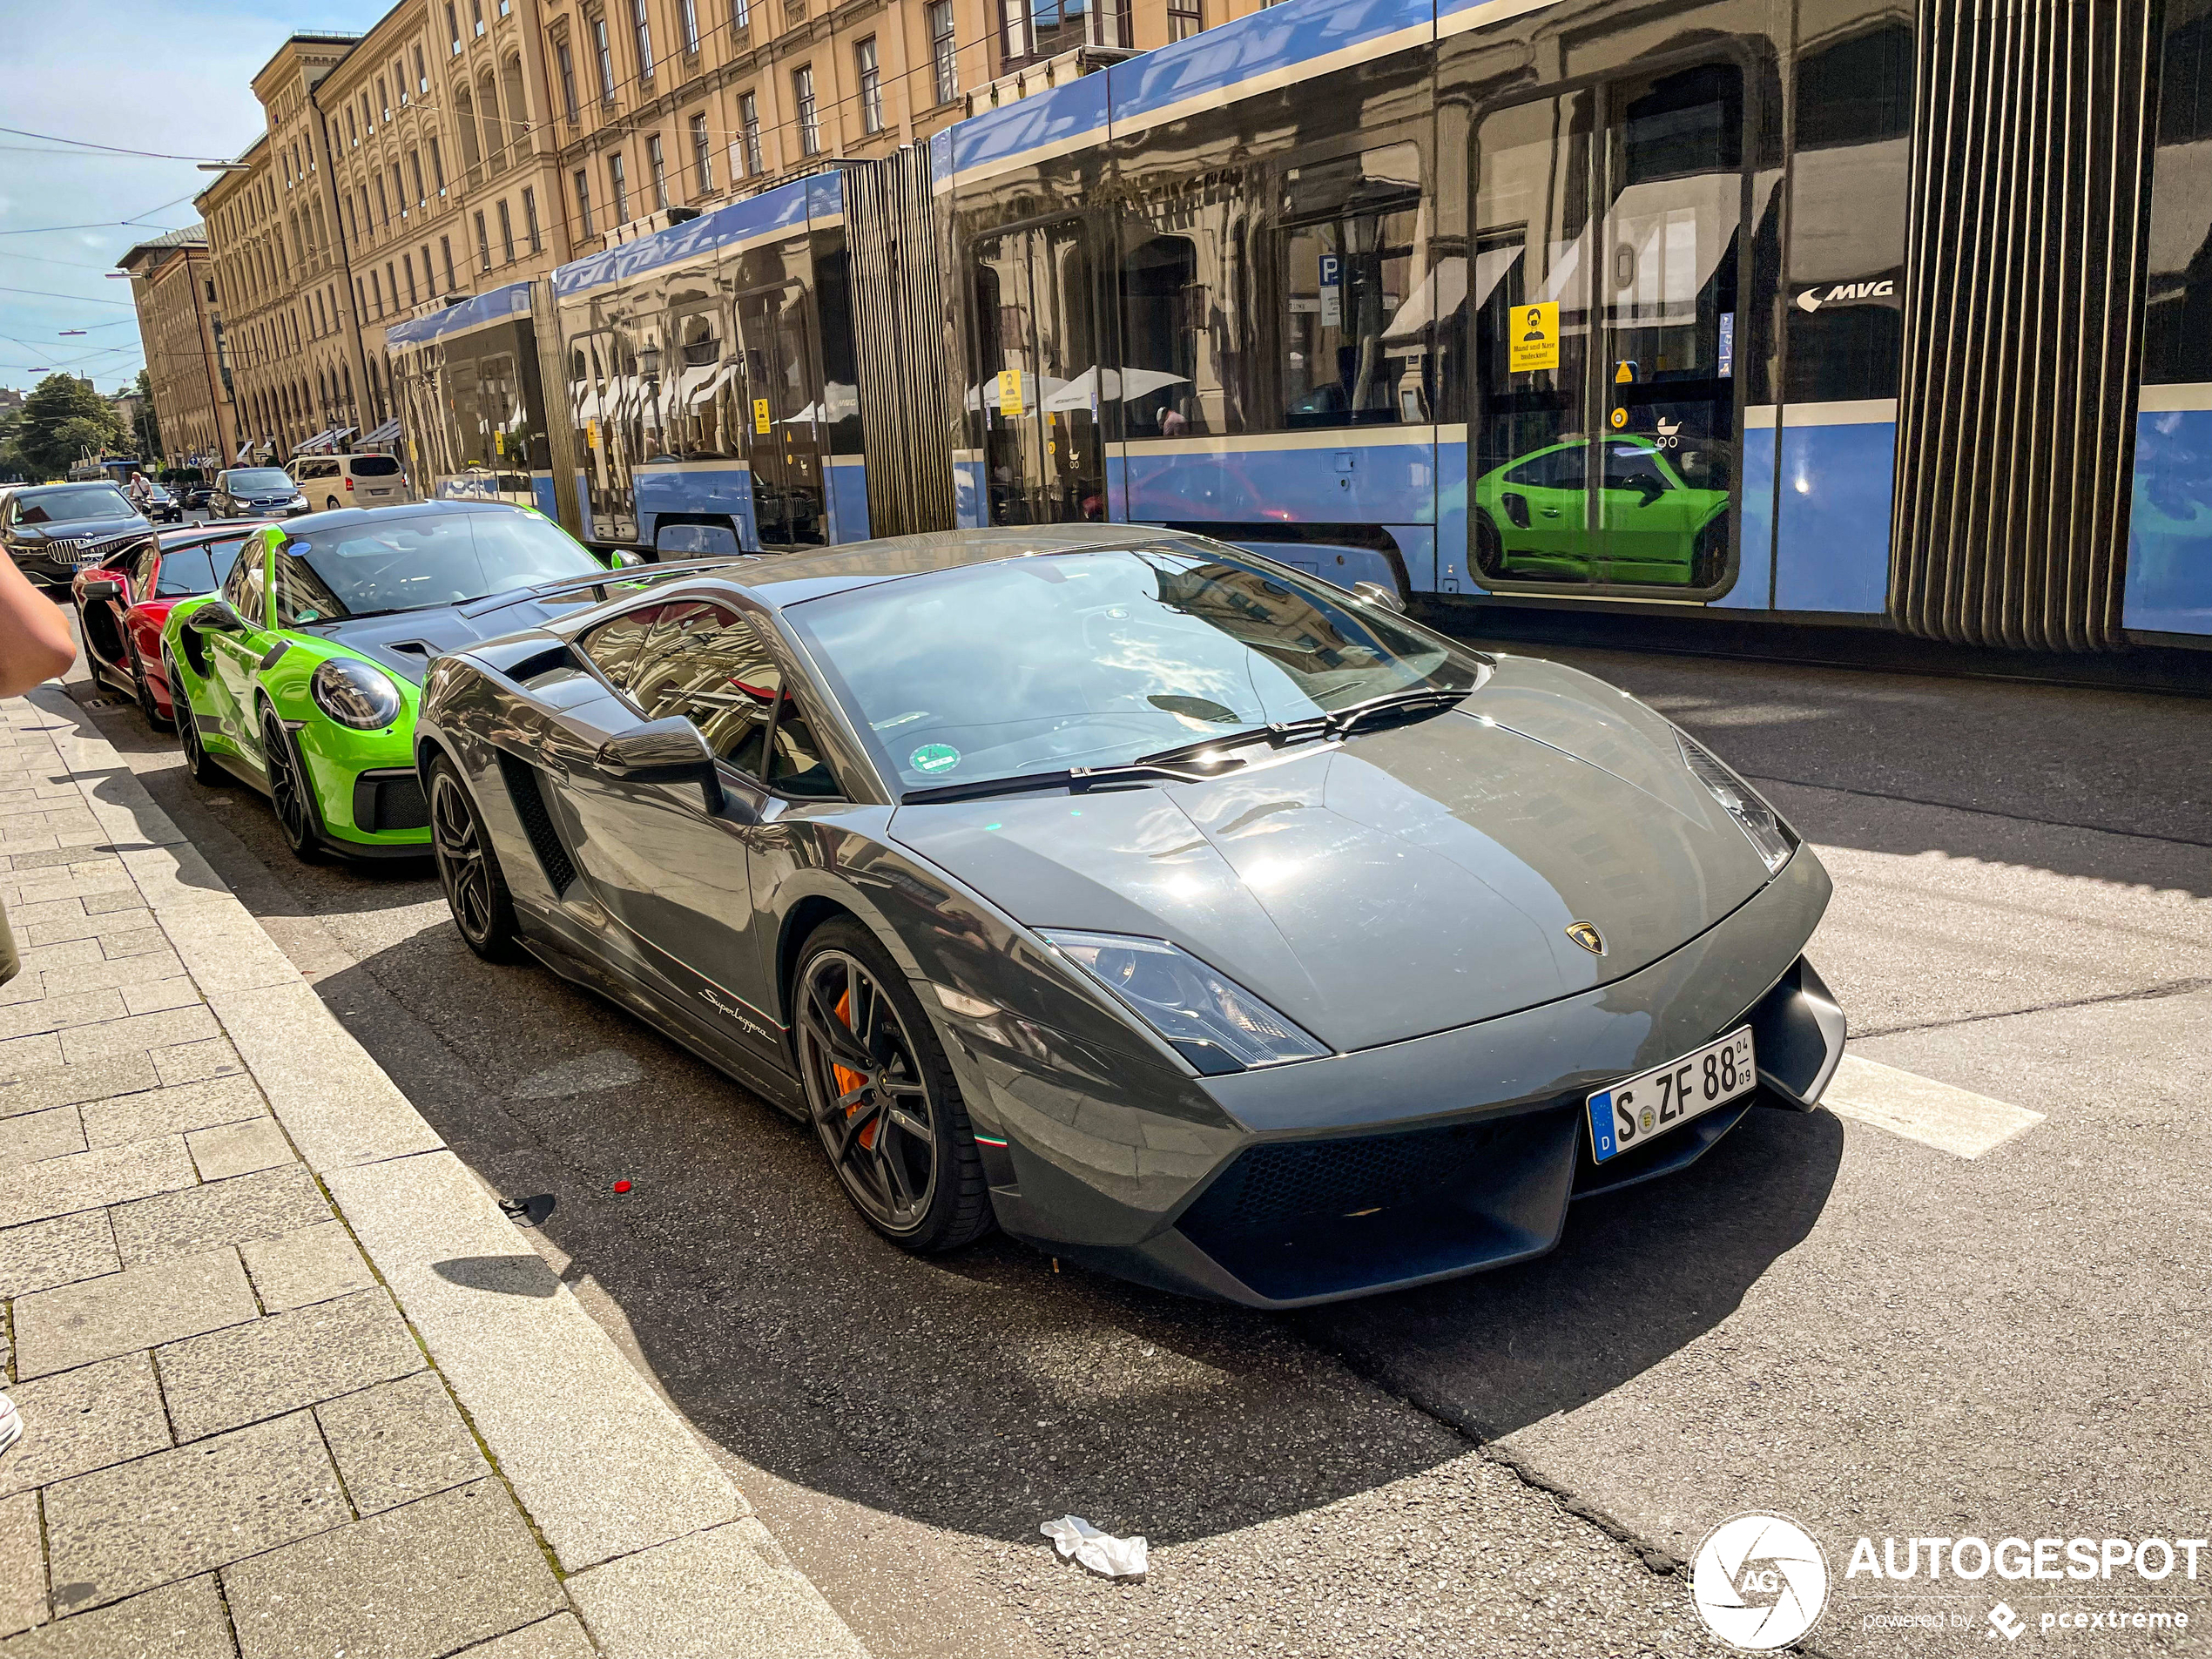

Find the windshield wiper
[[901, 753, 1257, 805], [1314, 685, 1474, 740]]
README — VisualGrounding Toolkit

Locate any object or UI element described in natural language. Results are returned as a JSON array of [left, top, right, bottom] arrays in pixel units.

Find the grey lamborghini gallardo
[[414, 526, 1845, 1307]]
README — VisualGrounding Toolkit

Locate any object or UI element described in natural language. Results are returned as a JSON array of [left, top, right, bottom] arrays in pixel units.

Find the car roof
[[691, 524, 1223, 609], [273, 498, 525, 536], [15, 481, 126, 497]]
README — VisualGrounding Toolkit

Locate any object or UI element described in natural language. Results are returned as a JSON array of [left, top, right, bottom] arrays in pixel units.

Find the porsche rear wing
[[455, 554, 756, 620]]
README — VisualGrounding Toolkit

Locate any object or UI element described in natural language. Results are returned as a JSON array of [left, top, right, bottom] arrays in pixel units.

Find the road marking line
[[1821, 1055, 2045, 1158]]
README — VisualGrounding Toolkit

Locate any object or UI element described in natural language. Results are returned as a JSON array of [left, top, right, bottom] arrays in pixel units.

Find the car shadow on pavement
[[313, 924, 1845, 1552]]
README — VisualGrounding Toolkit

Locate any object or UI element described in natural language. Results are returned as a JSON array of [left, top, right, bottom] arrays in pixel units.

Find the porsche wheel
[[428, 759, 518, 961], [261, 710, 323, 863], [168, 652, 224, 785], [794, 920, 991, 1253]]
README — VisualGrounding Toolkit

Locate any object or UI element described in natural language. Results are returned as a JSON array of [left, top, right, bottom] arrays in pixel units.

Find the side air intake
[[496, 750, 577, 897]]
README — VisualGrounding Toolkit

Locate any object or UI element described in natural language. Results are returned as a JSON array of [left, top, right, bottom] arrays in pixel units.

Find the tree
[[131, 368, 160, 462], [13, 374, 124, 480]]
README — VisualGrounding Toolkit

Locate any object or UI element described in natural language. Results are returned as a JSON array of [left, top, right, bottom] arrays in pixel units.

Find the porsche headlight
[[311, 658, 403, 730], [1678, 732, 1795, 873], [1037, 929, 1327, 1075]]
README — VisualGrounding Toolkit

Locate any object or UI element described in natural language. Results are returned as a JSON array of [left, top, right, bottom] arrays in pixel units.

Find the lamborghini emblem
[[1566, 921, 1607, 956]]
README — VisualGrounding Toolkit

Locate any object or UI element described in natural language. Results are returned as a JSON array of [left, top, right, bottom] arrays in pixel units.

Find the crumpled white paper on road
[[1041, 1514, 1149, 1578]]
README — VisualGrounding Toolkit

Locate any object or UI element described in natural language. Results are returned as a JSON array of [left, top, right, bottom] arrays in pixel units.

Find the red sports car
[[72, 523, 264, 726]]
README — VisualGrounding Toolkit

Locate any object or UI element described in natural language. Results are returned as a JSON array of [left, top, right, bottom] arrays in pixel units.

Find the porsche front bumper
[[958, 847, 1842, 1308]]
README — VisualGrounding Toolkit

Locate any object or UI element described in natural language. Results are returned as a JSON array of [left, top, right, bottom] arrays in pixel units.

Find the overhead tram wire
[[0, 125, 251, 164]]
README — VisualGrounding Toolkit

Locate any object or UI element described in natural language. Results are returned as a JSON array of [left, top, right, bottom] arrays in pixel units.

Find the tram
[[387, 0, 2212, 654]]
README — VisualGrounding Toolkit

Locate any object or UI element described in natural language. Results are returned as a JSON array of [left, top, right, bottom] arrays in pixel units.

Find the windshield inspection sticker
[[910, 744, 961, 775]]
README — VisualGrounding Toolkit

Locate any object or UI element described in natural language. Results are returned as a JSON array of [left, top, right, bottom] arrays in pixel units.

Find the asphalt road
[[60, 606, 2212, 1659]]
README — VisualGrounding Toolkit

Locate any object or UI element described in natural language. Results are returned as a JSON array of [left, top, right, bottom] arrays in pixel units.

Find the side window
[[1602, 441, 1671, 494], [578, 604, 662, 691], [221, 538, 263, 617], [766, 693, 837, 797]]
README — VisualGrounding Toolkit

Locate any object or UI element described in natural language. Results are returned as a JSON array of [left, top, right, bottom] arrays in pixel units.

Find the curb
[[25, 684, 871, 1659]]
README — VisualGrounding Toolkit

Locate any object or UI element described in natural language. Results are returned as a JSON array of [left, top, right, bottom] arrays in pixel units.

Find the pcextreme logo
[[1692, 1513, 1830, 1649]]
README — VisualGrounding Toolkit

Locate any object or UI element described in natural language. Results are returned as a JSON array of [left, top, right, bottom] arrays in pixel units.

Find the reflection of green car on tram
[[1472, 437, 1730, 588]]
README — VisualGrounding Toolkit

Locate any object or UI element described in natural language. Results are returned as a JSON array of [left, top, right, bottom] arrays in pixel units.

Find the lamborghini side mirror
[[594, 715, 723, 813]]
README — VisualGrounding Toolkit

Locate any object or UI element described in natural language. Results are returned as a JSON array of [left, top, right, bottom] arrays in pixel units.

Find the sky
[[1, 0, 388, 397]]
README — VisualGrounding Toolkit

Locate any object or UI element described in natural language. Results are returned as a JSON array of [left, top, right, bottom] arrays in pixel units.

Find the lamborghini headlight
[[1037, 929, 1328, 1075], [311, 658, 403, 730], [1678, 732, 1795, 873]]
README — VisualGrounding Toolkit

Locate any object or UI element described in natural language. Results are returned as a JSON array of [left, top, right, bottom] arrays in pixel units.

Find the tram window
[[1271, 208, 1418, 429], [671, 306, 732, 459], [2144, 6, 2212, 383], [1122, 233, 1203, 436], [1502, 446, 1586, 490], [1784, 23, 1911, 402]]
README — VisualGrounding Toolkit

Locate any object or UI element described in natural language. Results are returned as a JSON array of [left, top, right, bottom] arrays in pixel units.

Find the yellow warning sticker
[[584, 420, 598, 449], [1615, 361, 1635, 384], [997, 368, 1025, 417], [493, 430, 505, 455], [752, 397, 772, 435], [1508, 303, 1560, 374]]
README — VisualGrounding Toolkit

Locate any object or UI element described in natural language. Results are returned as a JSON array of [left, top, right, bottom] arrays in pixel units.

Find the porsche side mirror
[[187, 601, 247, 635], [82, 580, 121, 603], [595, 716, 723, 813], [1352, 580, 1406, 614]]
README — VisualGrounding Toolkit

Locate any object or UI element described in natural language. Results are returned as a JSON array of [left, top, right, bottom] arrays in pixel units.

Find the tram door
[[968, 220, 1104, 526], [1471, 61, 1746, 593], [736, 283, 826, 549]]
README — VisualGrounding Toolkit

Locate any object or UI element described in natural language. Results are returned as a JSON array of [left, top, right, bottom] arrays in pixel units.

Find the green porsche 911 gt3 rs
[[159, 499, 657, 861]]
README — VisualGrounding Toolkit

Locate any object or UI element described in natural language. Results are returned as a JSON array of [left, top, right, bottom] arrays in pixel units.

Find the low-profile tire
[[428, 757, 519, 961], [793, 917, 993, 1255], [131, 645, 171, 730], [167, 651, 226, 785], [260, 709, 324, 864], [1474, 513, 1505, 581]]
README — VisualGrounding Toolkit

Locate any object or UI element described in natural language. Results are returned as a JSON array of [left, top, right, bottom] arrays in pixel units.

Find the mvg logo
[[1796, 278, 1898, 313]]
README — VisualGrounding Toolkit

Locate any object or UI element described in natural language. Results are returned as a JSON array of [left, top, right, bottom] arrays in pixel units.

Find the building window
[[929, 0, 957, 105], [857, 37, 883, 134], [386, 263, 398, 315], [379, 78, 391, 121], [395, 59, 408, 105], [739, 91, 763, 176], [473, 0, 486, 37], [609, 152, 629, 222], [632, 0, 653, 81], [420, 245, 434, 295], [558, 42, 579, 119], [793, 65, 820, 156], [475, 210, 492, 271], [594, 17, 616, 100], [496, 199, 514, 262], [690, 111, 712, 194], [370, 268, 383, 317], [357, 276, 368, 320], [647, 134, 668, 210], [430, 135, 447, 193], [346, 107, 358, 147], [441, 234, 456, 288], [680, 0, 699, 55], [1000, 0, 1029, 61], [731, 0, 749, 33], [374, 175, 390, 229], [415, 44, 428, 92], [523, 185, 543, 251], [409, 151, 425, 205], [403, 253, 417, 306], [346, 194, 360, 241], [448, 3, 462, 52], [1167, 0, 1201, 40], [574, 169, 594, 235], [391, 165, 407, 219]]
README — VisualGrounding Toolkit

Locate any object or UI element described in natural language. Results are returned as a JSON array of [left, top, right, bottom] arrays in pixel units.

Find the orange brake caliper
[[832, 989, 878, 1150]]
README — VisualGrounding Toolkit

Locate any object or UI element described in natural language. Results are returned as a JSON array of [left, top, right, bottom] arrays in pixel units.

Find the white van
[[290, 454, 414, 512]]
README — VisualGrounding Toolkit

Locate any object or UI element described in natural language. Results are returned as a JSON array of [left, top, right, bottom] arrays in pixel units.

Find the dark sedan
[[2, 482, 153, 586], [210, 467, 310, 521], [413, 526, 1845, 1309]]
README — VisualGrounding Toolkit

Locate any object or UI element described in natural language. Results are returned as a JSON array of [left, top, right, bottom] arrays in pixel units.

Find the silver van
[[290, 454, 414, 511]]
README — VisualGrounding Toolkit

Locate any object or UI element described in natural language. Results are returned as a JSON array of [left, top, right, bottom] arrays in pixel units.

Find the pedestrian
[[0, 555, 77, 991]]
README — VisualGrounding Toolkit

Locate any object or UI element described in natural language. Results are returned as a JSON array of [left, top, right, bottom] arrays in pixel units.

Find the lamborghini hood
[[888, 656, 1791, 1053]]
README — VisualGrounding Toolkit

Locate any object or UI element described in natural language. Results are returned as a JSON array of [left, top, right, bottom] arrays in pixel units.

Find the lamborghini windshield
[[274, 510, 603, 622], [790, 544, 1485, 796]]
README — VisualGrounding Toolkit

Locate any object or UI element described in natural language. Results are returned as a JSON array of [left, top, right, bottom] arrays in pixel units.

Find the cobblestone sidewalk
[[0, 687, 868, 1658]]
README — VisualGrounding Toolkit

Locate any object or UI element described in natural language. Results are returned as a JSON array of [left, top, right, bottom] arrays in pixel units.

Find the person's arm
[[0, 558, 77, 696]]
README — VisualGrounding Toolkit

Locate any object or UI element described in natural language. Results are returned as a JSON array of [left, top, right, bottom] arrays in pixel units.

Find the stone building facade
[[116, 227, 239, 472]]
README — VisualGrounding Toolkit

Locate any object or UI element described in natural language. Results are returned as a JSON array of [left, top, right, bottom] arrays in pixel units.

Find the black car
[[2, 482, 153, 585], [415, 525, 1844, 1308], [138, 482, 183, 524], [210, 467, 309, 521], [182, 482, 215, 510]]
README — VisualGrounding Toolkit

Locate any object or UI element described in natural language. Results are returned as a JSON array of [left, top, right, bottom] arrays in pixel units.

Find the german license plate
[[1587, 1027, 1756, 1163]]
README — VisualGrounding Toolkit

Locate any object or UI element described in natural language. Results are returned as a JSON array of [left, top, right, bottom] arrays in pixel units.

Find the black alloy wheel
[[260, 709, 322, 862], [793, 920, 991, 1253], [428, 759, 518, 961], [168, 651, 225, 785]]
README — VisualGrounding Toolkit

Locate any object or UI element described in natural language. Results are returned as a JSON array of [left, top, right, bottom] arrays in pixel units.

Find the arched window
[[502, 56, 529, 162], [455, 86, 482, 179]]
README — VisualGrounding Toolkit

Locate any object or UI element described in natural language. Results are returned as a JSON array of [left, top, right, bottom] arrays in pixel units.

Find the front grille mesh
[[1190, 1118, 1519, 1234]]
